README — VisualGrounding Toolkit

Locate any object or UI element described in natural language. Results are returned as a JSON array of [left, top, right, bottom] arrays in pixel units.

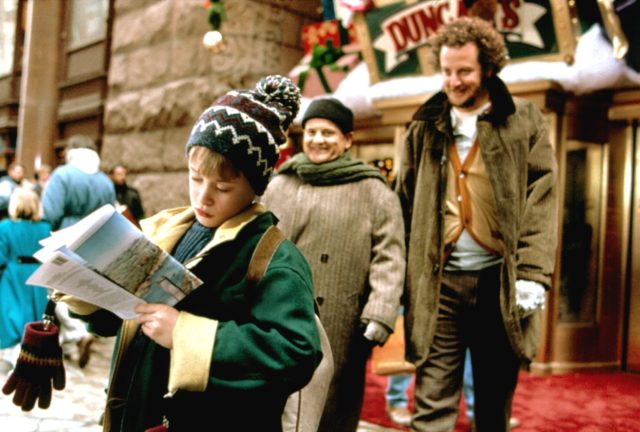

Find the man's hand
[[135, 303, 178, 349], [515, 280, 546, 318], [363, 320, 391, 346]]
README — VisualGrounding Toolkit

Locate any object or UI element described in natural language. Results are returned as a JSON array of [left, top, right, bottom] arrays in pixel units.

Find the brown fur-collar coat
[[394, 77, 558, 367]]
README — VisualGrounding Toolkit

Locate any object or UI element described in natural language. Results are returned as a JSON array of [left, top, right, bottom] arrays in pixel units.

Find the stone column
[[101, 0, 319, 216], [16, 0, 61, 176]]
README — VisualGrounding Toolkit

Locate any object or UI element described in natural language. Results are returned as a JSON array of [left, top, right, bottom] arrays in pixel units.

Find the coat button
[[432, 264, 440, 274], [316, 296, 324, 306], [320, 254, 329, 263]]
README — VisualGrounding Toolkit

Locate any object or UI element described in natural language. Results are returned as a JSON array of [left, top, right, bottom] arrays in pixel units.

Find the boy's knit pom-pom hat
[[186, 75, 301, 195]]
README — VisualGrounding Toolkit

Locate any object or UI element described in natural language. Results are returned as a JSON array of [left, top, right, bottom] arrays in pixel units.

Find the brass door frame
[[625, 122, 640, 372]]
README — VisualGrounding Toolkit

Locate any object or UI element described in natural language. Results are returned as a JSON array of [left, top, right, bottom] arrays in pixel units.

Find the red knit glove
[[2, 322, 66, 411]]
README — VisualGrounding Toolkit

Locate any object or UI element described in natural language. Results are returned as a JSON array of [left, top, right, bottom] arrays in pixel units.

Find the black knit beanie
[[185, 75, 301, 195], [301, 97, 353, 134]]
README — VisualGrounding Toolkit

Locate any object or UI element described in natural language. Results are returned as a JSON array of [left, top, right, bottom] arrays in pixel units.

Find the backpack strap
[[247, 225, 285, 284], [247, 226, 321, 315], [248, 226, 333, 432]]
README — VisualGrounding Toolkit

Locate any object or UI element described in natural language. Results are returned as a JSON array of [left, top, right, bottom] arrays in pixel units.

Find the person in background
[[42, 134, 116, 369], [385, 304, 414, 428], [394, 17, 558, 431], [0, 162, 26, 219], [55, 75, 321, 431], [386, 373, 414, 427], [462, 348, 476, 429], [32, 164, 52, 197], [109, 164, 144, 223], [262, 97, 406, 432], [0, 188, 51, 371]]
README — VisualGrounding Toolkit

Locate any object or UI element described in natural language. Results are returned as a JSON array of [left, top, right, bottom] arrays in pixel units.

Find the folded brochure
[[28, 204, 203, 320]]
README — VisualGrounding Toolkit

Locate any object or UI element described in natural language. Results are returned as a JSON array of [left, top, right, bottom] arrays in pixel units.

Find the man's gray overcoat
[[263, 174, 405, 430]]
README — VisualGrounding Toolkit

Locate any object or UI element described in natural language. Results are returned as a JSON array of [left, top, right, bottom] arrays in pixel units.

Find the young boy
[[57, 75, 321, 431]]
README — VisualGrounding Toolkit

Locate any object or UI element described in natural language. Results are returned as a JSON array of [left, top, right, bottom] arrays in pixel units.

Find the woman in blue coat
[[0, 188, 51, 367]]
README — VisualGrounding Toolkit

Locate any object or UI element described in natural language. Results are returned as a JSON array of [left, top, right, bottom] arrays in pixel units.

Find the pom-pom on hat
[[301, 97, 354, 134], [186, 75, 301, 195]]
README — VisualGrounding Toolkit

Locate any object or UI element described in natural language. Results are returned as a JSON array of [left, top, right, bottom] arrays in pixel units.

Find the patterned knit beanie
[[186, 75, 301, 195]]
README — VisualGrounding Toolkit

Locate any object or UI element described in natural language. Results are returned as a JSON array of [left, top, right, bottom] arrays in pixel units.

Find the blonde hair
[[188, 146, 240, 179], [8, 187, 42, 221]]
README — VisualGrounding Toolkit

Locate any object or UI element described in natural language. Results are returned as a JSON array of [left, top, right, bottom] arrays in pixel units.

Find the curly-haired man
[[394, 17, 558, 431]]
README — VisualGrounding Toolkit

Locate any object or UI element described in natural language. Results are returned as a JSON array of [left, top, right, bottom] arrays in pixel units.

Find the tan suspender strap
[[246, 225, 286, 284]]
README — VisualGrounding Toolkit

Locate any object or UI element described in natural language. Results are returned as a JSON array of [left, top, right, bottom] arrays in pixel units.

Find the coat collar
[[412, 76, 516, 127], [140, 202, 268, 268]]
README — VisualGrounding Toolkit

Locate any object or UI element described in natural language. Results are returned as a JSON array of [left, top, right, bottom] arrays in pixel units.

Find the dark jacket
[[394, 76, 558, 367], [115, 183, 144, 221], [67, 204, 321, 431], [0, 176, 19, 219]]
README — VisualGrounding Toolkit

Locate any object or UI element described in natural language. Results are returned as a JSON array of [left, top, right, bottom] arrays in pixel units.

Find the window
[[0, 0, 17, 76], [68, 0, 108, 49]]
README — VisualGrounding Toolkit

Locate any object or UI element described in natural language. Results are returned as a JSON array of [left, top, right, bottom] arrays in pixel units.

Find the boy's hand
[[135, 303, 178, 349]]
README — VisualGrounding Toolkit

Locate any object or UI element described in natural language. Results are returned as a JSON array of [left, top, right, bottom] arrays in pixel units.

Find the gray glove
[[515, 279, 546, 318], [363, 320, 391, 345]]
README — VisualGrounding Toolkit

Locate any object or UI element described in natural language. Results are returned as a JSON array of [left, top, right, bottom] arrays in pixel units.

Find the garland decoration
[[297, 40, 349, 94]]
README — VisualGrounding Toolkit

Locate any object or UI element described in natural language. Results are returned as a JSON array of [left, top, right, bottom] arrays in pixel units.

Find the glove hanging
[[2, 300, 66, 411]]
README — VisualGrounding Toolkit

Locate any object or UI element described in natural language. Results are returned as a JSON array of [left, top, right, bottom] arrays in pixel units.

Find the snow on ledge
[[295, 24, 640, 124]]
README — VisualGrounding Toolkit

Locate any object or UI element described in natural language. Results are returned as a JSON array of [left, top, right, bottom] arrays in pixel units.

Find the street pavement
[[0, 336, 398, 432], [0, 336, 114, 432]]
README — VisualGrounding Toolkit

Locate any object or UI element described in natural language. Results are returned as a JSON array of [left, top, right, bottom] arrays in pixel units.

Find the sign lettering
[[369, 0, 551, 74]]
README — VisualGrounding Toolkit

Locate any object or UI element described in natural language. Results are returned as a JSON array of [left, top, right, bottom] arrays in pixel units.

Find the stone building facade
[[101, 0, 320, 216]]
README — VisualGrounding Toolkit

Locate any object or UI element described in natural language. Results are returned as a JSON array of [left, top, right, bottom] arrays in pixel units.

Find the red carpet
[[361, 361, 640, 431]]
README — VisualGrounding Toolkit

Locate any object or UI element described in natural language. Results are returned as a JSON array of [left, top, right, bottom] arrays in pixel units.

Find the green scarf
[[277, 152, 387, 186]]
